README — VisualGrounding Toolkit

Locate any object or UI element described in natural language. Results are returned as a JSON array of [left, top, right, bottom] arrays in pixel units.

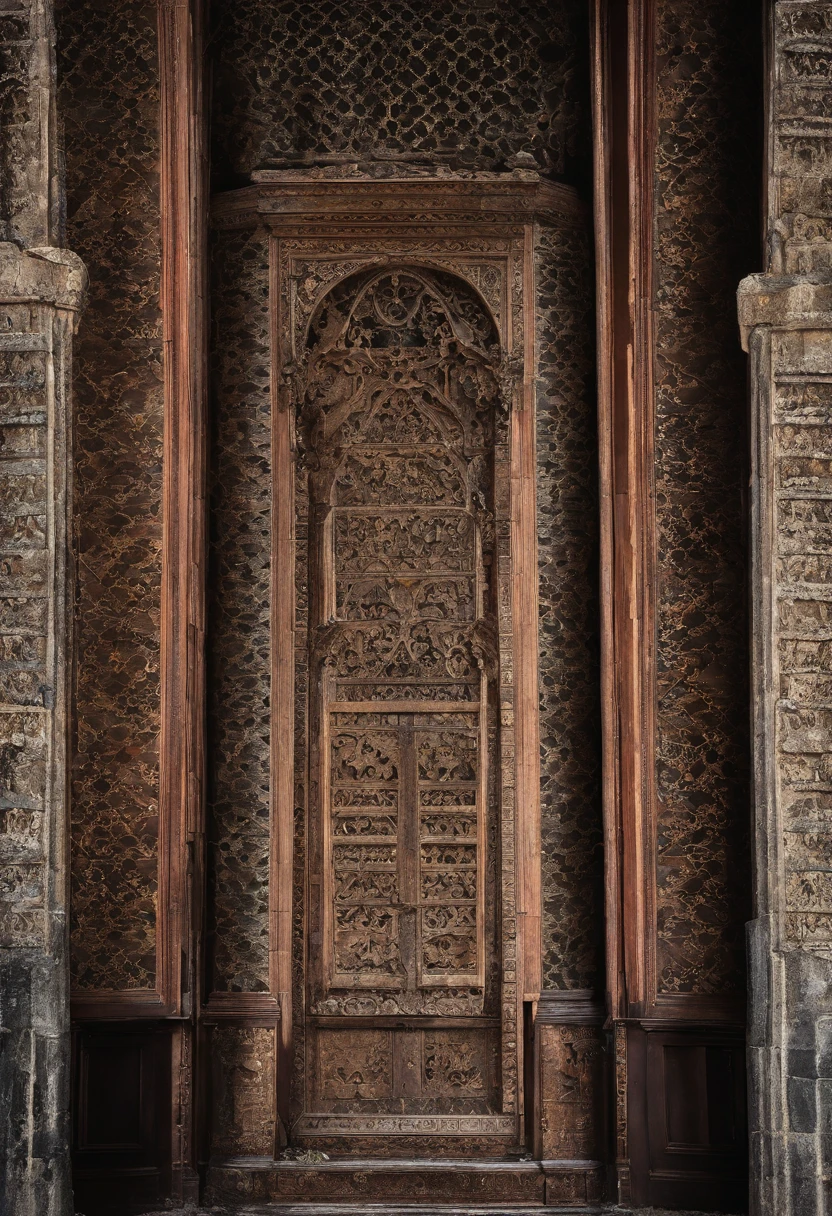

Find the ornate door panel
[[303, 268, 500, 1130], [284, 249, 527, 1155]]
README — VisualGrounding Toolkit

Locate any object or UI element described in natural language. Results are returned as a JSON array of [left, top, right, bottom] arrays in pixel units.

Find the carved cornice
[[737, 270, 832, 349], [535, 989, 605, 1026], [210, 169, 584, 232], [0, 242, 88, 313]]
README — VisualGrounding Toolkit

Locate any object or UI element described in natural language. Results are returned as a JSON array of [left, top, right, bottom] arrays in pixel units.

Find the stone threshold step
[[139, 1208, 602, 1216], [205, 1157, 604, 1208], [220, 1206, 584, 1215], [134, 1207, 731, 1216]]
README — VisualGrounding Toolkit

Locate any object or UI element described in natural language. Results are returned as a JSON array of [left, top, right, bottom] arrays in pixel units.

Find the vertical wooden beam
[[591, 0, 621, 1026], [592, 0, 656, 1029], [271, 237, 295, 1136], [157, 0, 207, 1019], [157, 0, 207, 1198], [516, 222, 542, 1006], [157, 2, 206, 1198]]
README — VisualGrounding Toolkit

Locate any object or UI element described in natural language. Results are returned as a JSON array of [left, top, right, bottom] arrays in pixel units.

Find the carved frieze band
[[771, 0, 832, 275], [294, 1113, 515, 1135], [768, 327, 832, 947]]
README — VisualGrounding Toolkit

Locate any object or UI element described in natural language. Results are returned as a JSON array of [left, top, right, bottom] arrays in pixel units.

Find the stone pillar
[[0, 245, 86, 1216], [0, 3, 85, 1215], [740, 7, 832, 1214], [742, 284, 832, 1216]]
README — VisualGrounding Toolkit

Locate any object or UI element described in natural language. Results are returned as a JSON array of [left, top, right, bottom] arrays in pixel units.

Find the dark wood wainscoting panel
[[71, 1025, 173, 1215], [627, 1025, 747, 1212]]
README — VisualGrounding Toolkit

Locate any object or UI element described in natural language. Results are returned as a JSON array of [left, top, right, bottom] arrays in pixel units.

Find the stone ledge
[[0, 242, 87, 312], [737, 270, 832, 350]]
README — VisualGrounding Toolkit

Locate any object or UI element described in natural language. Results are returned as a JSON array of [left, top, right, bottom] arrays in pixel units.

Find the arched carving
[[303, 266, 502, 704]]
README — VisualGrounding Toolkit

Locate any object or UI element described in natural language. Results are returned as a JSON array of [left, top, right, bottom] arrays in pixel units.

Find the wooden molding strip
[[593, 0, 659, 1022], [516, 221, 543, 1004], [70, 990, 167, 1021], [157, 0, 207, 1016]]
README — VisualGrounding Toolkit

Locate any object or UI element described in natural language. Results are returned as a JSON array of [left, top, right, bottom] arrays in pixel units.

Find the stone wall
[[0, 0, 55, 246], [0, 3, 86, 1214], [740, 3, 832, 1213], [0, 11, 85, 1216], [0, 244, 85, 1216]]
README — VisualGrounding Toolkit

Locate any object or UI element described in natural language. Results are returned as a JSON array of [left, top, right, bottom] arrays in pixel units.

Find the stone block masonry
[[739, 4, 832, 1215], [0, 3, 87, 1212], [0, 244, 85, 1216], [0, 11, 86, 1216]]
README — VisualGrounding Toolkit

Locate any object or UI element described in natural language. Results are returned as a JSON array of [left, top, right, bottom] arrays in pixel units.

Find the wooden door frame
[[204, 173, 586, 1154]]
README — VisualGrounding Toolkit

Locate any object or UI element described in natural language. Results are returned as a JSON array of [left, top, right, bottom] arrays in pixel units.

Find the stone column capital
[[0, 242, 88, 313], [738, 270, 832, 351]]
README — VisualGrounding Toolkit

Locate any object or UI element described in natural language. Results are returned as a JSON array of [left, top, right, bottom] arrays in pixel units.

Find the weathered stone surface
[[742, 8, 832, 1214], [0, 14, 86, 1216], [745, 311, 832, 1215], [0, 241, 85, 1216]]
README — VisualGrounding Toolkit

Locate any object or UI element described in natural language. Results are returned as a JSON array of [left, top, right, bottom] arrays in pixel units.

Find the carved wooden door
[[291, 263, 516, 1152]]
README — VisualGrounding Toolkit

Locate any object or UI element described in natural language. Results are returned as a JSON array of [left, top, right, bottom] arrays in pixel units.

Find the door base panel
[[287, 1133, 519, 1159], [204, 1158, 605, 1207]]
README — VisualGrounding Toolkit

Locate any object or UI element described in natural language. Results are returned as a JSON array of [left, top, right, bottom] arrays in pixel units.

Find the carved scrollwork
[[334, 906, 404, 976], [496, 352, 524, 414], [333, 813, 398, 836], [310, 989, 485, 1017], [334, 449, 467, 507], [318, 1030, 392, 1100], [330, 730, 399, 782], [316, 620, 495, 684], [423, 1033, 486, 1093], [334, 510, 476, 574], [420, 812, 477, 836], [417, 732, 478, 783]]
